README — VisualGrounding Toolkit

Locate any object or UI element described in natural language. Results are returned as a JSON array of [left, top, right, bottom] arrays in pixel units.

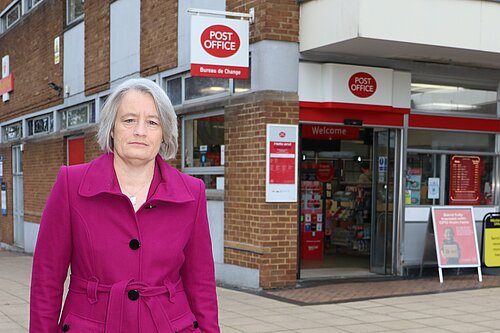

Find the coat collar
[[78, 153, 194, 204]]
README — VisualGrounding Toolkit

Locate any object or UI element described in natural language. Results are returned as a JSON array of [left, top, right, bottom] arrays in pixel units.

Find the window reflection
[[411, 83, 497, 116]]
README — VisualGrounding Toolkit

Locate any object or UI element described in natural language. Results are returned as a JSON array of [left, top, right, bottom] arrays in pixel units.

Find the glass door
[[371, 129, 397, 274]]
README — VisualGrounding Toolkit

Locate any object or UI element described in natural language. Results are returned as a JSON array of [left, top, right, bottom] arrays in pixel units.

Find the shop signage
[[449, 156, 481, 205], [431, 206, 482, 283], [266, 124, 298, 202], [301, 125, 360, 140], [483, 212, 500, 268], [2, 55, 11, 102], [191, 15, 249, 79], [0, 74, 14, 95], [348, 72, 376, 98]]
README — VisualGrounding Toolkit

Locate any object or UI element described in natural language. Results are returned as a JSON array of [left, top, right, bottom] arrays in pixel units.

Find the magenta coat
[[30, 153, 220, 333]]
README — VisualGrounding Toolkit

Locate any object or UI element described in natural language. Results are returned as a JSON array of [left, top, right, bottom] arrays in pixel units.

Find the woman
[[30, 78, 220, 333]]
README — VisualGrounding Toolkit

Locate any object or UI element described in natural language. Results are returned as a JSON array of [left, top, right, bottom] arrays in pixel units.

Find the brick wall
[[140, 0, 178, 77], [0, 0, 64, 120], [227, 0, 299, 43], [224, 91, 299, 288], [23, 138, 65, 225], [84, 0, 110, 95], [84, 129, 103, 161]]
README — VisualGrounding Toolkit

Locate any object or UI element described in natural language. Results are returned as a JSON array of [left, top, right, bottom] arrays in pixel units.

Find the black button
[[128, 289, 139, 301], [62, 323, 70, 332], [193, 321, 199, 329], [145, 204, 156, 209], [129, 239, 140, 250]]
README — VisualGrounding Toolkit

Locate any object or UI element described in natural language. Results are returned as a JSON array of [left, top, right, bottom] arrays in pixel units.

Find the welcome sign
[[191, 15, 249, 79]]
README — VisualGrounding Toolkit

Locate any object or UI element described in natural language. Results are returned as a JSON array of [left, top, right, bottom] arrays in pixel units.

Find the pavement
[[1, 250, 500, 333]]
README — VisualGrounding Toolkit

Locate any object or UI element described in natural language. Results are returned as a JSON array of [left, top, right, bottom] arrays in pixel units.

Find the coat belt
[[69, 275, 184, 333]]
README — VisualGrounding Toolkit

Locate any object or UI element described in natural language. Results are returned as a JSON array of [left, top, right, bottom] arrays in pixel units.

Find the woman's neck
[[113, 154, 155, 188]]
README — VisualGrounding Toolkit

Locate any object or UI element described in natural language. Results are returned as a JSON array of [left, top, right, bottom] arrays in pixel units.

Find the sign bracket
[[187, 7, 255, 24]]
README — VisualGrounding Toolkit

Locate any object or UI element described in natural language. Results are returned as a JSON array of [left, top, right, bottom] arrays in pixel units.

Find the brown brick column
[[140, 0, 178, 76], [224, 91, 299, 288], [84, 0, 110, 95]]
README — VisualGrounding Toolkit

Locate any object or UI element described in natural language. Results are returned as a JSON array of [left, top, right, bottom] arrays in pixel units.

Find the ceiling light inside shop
[[411, 83, 462, 93], [417, 102, 478, 110], [200, 86, 227, 93]]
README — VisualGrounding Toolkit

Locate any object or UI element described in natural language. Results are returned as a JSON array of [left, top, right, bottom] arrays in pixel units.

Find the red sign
[[269, 142, 296, 184], [316, 162, 334, 182], [449, 156, 481, 205], [201, 25, 240, 58], [432, 207, 479, 266], [191, 16, 249, 80], [348, 72, 376, 98], [302, 125, 360, 140], [0, 73, 14, 95]]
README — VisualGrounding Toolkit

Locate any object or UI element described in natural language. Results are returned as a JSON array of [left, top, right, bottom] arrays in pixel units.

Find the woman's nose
[[133, 121, 147, 135]]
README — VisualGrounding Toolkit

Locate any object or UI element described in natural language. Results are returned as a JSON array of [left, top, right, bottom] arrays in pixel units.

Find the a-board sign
[[431, 206, 482, 283], [483, 212, 500, 267]]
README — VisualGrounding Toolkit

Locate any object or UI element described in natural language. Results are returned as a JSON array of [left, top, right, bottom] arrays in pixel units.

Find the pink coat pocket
[[172, 312, 201, 333], [59, 312, 105, 333]]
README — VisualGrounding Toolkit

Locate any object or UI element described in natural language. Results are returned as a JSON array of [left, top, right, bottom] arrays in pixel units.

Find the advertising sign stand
[[431, 206, 482, 283], [481, 212, 500, 275]]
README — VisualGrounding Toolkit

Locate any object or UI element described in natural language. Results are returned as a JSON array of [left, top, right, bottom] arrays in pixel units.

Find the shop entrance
[[299, 125, 397, 279]]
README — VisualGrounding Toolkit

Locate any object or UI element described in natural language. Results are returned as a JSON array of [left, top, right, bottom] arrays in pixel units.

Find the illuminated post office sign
[[191, 15, 249, 79]]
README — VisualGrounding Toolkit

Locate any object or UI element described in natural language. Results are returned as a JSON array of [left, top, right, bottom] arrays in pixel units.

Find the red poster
[[432, 207, 479, 266], [449, 156, 481, 205], [269, 142, 296, 184]]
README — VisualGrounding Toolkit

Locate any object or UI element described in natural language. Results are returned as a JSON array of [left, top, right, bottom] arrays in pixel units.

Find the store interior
[[299, 126, 377, 279]]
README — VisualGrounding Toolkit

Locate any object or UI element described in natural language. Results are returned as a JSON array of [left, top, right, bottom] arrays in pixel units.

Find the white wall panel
[[110, 0, 140, 82], [63, 23, 85, 97]]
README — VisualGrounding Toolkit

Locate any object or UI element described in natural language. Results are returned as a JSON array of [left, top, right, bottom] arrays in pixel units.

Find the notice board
[[431, 206, 482, 283], [449, 156, 481, 205]]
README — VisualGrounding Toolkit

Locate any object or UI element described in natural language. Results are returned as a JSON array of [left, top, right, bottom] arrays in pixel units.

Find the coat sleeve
[[180, 179, 220, 333], [30, 166, 72, 333]]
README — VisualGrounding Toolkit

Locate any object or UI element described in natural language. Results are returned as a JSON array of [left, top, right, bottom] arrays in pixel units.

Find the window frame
[[2, 1, 21, 31], [60, 103, 91, 131], [181, 110, 225, 191], [27, 113, 54, 137], [2, 121, 23, 142], [410, 82, 498, 118], [66, 0, 84, 26], [23, 0, 42, 14], [405, 127, 499, 207]]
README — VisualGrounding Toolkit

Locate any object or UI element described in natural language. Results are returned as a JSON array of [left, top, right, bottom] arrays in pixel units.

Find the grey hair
[[97, 78, 178, 160]]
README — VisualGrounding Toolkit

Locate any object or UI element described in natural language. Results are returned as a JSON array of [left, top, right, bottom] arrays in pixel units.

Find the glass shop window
[[411, 83, 497, 116], [185, 76, 229, 101], [183, 113, 224, 190], [406, 129, 496, 206]]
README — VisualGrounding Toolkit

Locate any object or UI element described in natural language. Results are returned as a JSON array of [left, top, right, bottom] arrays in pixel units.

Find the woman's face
[[112, 90, 163, 164]]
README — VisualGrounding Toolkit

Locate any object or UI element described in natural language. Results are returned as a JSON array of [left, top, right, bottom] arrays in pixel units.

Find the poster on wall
[[483, 212, 500, 268], [405, 167, 422, 205], [431, 206, 482, 283], [266, 124, 298, 202], [449, 155, 481, 205]]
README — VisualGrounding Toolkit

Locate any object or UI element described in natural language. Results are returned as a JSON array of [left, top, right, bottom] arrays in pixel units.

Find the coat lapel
[[78, 153, 195, 204]]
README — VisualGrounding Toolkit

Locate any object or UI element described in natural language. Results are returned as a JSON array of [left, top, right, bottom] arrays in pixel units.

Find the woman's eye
[[147, 120, 158, 126], [124, 119, 135, 124]]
